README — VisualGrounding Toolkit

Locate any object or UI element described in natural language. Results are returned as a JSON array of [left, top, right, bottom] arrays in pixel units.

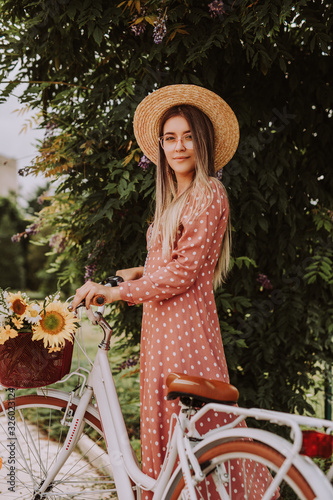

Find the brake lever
[[101, 276, 124, 286]]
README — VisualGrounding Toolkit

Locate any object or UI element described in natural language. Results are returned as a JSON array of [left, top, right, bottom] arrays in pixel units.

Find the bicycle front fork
[[33, 387, 93, 495]]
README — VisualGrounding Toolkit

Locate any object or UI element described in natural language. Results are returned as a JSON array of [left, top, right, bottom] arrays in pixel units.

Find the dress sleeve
[[118, 183, 229, 305]]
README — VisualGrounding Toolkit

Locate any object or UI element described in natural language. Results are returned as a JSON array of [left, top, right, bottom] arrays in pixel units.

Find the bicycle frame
[[31, 307, 333, 500], [35, 310, 197, 499]]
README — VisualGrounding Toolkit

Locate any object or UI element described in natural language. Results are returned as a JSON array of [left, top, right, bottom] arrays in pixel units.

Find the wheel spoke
[[168, 440, 318, 500], [0, 395, 118, 499]]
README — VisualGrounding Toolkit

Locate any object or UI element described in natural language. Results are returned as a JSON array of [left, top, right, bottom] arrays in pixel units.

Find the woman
[[73, 85, 274, 498]]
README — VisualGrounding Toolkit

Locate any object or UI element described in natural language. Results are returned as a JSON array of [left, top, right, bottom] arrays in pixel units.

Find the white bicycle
[[0, 278, 332, 499]]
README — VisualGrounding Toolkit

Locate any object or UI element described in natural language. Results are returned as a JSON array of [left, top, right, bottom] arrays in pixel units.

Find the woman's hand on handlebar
[[71, 268, 143, 310], [116, 266, 144, 281], [72, 281, 122, 310]]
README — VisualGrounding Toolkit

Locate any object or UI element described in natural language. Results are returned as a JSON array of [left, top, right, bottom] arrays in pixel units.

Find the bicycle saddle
[[166, 372, 239, 405]]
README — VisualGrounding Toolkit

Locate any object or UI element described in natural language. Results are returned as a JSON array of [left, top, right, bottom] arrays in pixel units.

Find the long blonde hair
[[150, 105, 231, 288]]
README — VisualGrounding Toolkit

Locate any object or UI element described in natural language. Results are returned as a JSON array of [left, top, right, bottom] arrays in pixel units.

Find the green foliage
[[0, 197, 26, 289], [1, 0, 332, 418]]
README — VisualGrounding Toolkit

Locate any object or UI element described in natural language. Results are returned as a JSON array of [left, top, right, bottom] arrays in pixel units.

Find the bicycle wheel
[[0, 394, 117, 499], [167, 440, 317, 500]]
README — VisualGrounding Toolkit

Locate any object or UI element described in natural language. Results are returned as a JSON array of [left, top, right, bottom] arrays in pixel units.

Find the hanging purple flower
[[116, 354, 140, 372], [25, 223, 40, 236], [18, 167, 31, 177], [153, 10, 167, 44], [11, 222, 41, 243], [130, 15, 147, 36], [11, 233, 21, 243], [216, 169, 223, 180], [84, 263, 97, 282], [45, 121, 57, 131], [138, 155, 152, 170], [49, 233, 66, 253], [208, 0, 225, 18], [257, 273, 273, 290]]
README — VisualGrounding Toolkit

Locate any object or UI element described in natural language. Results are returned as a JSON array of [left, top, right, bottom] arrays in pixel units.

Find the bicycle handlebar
[[72, 275, 124, 310], [90, 275, 124, 307]]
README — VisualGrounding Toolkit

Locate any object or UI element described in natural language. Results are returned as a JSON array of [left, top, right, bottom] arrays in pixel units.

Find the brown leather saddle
[[166, 372, 239, 406]]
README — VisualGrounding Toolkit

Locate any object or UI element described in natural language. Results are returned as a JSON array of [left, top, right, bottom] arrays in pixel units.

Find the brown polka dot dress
[[119, 180, 277, 499]]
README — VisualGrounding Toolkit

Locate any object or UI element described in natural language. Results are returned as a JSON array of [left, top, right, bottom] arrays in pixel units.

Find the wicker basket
[[0, 332, 74, 389]]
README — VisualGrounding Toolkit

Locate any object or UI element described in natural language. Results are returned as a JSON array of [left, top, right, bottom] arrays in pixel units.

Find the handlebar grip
[[89, 276, 124, 307], [92, 294, 106, 306]]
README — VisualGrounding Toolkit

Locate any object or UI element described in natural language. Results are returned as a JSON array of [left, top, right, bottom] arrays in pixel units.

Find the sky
[[0, 82, 46, 203]]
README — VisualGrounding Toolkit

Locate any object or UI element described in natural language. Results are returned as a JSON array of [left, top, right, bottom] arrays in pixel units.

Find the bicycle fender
[[161, 427, 333, 500]]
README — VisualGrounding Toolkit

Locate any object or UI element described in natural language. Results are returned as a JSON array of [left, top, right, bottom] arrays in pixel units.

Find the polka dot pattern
[[119, 181, 275, 499]]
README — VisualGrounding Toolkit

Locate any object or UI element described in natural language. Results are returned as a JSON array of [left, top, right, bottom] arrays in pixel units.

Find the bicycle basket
[[0, 332, 74, 389]]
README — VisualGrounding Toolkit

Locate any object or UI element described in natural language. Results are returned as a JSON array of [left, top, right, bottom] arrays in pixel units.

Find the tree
[[22, 185, 66, 295], [0, 196, 26, 289], [1, 0, 332, 415]]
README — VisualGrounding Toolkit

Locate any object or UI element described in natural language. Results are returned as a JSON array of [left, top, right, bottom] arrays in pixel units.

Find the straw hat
[[133, 84, 239, 171]]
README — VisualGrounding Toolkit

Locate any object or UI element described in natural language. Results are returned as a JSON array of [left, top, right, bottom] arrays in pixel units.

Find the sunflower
[[0, 325, 18, 345], [6, 292, 28, 316], [31, 301, 76, 350]]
